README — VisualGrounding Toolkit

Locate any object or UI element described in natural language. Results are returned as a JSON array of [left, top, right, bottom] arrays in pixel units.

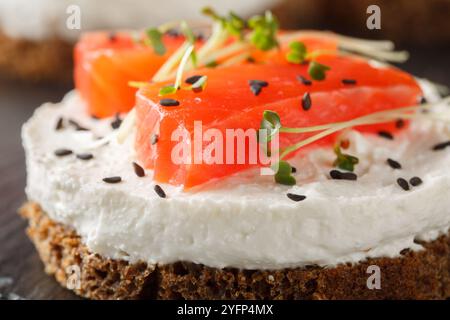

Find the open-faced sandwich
[[21, 8, 450, 299]]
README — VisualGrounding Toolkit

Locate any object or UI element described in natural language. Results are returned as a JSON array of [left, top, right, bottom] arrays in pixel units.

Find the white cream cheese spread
[[22, 82, 450, 270]]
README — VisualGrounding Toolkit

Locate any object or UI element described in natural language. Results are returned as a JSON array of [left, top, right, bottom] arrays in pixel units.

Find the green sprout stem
[[264, 97, 450, 161], [174, 44, 195, 89], [153, 41, 191, 82]]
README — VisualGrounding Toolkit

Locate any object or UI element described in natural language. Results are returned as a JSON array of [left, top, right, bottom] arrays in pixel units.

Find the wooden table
[[0, 47, 449, 300]]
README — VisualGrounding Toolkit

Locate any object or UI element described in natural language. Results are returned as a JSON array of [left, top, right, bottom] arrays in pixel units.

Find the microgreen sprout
[[159, 84, 178, 96], [333, 144, 359, 172], [285, 41, 331, 80], [286, 41, 307, 64], [205, 60, 218, 68], [202, 7, 246, 39], [260, 110, 281, 143], [201, 7, 222, 20], [180, 21, 197, 66], [248, 11, 279, 51], [226, 12, 246, 38], [308, 61, 330, 81], [258, 96, 450, 185], [145, 28, 166, 55], [174, 44, 195, 89], [157, 43, 195, 96], [274, 160, 297, 186]]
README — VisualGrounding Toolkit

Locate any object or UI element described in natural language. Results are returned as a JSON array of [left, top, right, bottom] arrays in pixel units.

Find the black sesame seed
[[330, 170, 358, 180], [151, 134, 159, 145], [55, 117, 64, 130], [132, 162, 145, 177], [76, 126, 89, 131], [378, 130, 394, 140], [68, 119, 89, 131], [286, 193, 306, 202], [395, 119, 405, 129], [330, 170, 357, 181], [196, 32, 205, 41], [291, 166, 297, 173], [302, 92, 312, 111], [248, 80, 268, 87], [54, 149, 73, 157], [103, 176, 122, 184], [432, 141, 450, 151], [76, 153, 94, 160], [330, 170, 342, 179], [341, 172, 358, 181], [249, 80, 268, 96], [387, 158, 402, 169], [111, 120, 121, 130], [342, 79, 357, 85], [250, 84, 262, 96], [166, 29, 180, 38], [192, 85, 204, 93], [185, 75, 203, 85], [68, 119, 79, 128], [296, 75, 312, 86], [400, 248, 410, 255], [246, 56, 256, 63], [397, 178, 410, 191], [409, 176, 423, 187], [154, 184, 166, 198], [160, 99, 180, 107], [111, 113, 122, 130], [108, 32, 117, 42], [419, 96, 427, 105]]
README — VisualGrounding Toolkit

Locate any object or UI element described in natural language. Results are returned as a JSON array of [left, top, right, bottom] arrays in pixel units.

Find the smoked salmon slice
[[74, 31, 186, 118], [74, 31, 338, 118], [135, 54, 422, 188]]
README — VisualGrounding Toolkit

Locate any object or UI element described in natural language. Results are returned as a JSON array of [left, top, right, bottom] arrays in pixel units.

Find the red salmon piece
[[74, 31, 337, 118], [74, 31, 186, 118], [135, 54, 422, 189]]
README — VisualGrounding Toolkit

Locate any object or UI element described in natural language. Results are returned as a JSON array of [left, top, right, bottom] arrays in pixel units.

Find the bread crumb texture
[[20, 202, 450, 300]]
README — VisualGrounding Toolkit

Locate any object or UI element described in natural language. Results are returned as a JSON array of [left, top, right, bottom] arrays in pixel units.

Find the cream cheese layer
[[23, 83, 450, 269]]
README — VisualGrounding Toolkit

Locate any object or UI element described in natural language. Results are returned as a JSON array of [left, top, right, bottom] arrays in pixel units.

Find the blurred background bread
[[0, 32, 73, 83], [273, 0, 450, 47]]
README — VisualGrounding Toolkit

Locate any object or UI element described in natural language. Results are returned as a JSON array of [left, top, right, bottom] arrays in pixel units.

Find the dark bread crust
[[20, 202, 450, 300], [0, 32, 73, 83]]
